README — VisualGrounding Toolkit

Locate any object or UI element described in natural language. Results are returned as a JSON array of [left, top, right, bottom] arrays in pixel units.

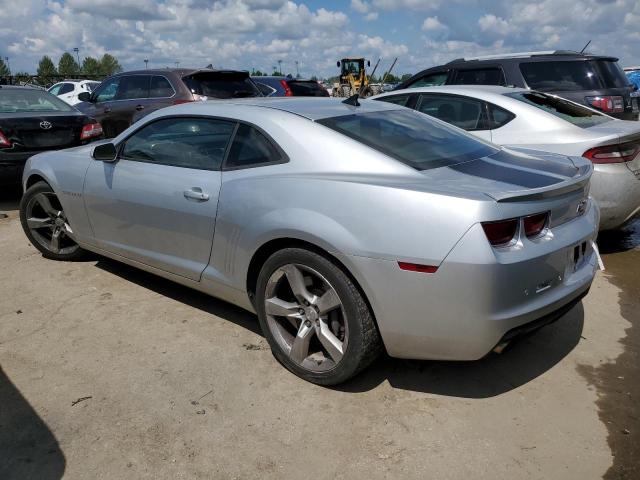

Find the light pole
[[175, 61, 180, 68], [4, 57, 9, 74], [277, 59, 282, 75], [144, 59, 149, 69], [295, 60, 299, 78], [73, 47, 80, 66]]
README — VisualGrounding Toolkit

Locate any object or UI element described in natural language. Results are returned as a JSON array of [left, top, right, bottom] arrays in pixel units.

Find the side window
[[121, 117, 236, 170], [486, 103, 515, 129], [48, 84, 62, 95], [94, 78, 121, 102], [116, 75, 150, 100], [417, 94, 487, 131], [407, 71, 448, 88], [256, 82, 276, 96], [59, 83, 74, 95], [149, 76, 175, 98], [225, 124, 283, 169], [376, 94, 411, 106], [453, 68, 506, 86]]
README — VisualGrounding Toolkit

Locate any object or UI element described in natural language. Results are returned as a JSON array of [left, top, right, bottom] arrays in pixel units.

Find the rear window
[[288, 81, 329, 97], [507, 91, 613, 128], [453, 68, 505, 86], [182, 72, 261, 99], [0, 89, 74, 113], [317, 110, 497, 171], [520, 60, 631, 91]]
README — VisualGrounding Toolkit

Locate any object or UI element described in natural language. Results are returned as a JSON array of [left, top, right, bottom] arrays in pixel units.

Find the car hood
[[419, 147, 592, 202]]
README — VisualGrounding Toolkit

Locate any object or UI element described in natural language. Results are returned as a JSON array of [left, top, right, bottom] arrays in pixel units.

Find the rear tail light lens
[[585, 95, 624, 113], [398, 262, 438, 274], [279, 80, 293, 97], [80, 122, 103, 140], [583, 141, 640, 164], [481, 218, 518, 246], [0, 129, 11, 148], [523, 212, 549, 238]]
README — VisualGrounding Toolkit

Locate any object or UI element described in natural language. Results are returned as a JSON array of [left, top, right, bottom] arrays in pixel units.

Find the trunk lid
[[585, 120, 640, 174], [0, 111, 87, 152]]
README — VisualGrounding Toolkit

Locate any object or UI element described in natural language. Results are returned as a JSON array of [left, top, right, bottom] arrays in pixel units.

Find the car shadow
[[0, 366, 66, 480], [94, 258, 263, 336], [95, 257, 584, 398], [0, 186, 21, 213], [597, 219, 640, 254], [335, 302, 585, 398]]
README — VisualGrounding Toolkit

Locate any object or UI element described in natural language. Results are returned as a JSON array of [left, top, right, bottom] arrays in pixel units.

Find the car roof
[[110, 68, 250, 77], [165, 97, 400, 121], [445, 50, 617, 64], [254, 76, 316, 82], [376, 84, 528, 101], [0, 85, 44, 90]]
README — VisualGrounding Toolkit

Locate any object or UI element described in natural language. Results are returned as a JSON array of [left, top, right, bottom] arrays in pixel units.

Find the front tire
[[19, 181, 85, 261], [256, 248, 382, 385]]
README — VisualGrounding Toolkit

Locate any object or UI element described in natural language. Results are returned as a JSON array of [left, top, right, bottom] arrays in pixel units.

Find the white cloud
[[365, 12, 379, 21], [351, 0, 370, 14], [422, 16, 444, 31]]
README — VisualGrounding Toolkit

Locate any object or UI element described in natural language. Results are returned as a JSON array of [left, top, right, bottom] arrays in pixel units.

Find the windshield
[[0, 88, 75, 113], [317, 110, 498, 171], [183, 72, 261, 99], [342, 61, 362, 75], [507, 91, 613, 128], [520, 60, 631, 91]]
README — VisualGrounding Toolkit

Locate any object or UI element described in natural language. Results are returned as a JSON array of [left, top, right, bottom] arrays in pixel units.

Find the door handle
[[183, 188, 210, 201], [135, 104, 145, 111]]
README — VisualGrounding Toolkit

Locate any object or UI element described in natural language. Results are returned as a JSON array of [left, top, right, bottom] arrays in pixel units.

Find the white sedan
[[48, 80, 101, 106], [373, 85, 640, 230]]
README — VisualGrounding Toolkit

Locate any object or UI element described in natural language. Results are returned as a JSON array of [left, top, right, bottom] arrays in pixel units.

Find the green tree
[[99, 53, 122, 76], [0, 58, 10, 77], [58, 52, 79, 77], [37, 55, 57, 85], [400, 73, 412, 81], [13, 71, 31, 84], [81, 56, 101, 76]]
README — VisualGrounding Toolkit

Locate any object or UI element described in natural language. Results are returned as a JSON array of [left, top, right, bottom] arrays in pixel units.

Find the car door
[[85, 76, 122, 138], [83, 116, 237, 281], [415, 93, 493, 142], [58, 83, 76, 104], [110, 75, 152, 134]]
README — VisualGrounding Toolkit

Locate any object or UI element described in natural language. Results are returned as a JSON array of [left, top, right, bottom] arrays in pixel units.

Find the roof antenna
[[579, 40, 591, 54], [342, 93, 360, 107]]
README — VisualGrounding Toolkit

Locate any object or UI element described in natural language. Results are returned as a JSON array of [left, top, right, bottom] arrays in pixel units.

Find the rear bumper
[[339, 199, 599, 361], [0, 152, 34, 185], [591, 164, 640, 230]]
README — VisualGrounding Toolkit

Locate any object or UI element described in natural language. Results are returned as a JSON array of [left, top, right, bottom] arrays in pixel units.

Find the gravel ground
[[0, 190, 638, 480]]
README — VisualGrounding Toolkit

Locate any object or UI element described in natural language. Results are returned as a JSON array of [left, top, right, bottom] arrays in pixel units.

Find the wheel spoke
[[50, 229, 61, 253], [282, 265, 317, 305], [27, 217, 54, 230], [290, 321, 314, 363], [316, 320, 344, 363], [316, 289, 341, 315], [35, 193, 58, 217]]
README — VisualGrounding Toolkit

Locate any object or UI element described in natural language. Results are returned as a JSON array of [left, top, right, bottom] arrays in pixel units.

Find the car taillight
[[523, 212, 549, 238], [481, 218, 518, 246], [279, 80, 293, 97], [80, 122, 103, 140], [174, 98, 195, 105], [398, 262, 438, 274], [0, 129, 11, 148], [583, 141, 640, 164], [585, 95, 624, 113]]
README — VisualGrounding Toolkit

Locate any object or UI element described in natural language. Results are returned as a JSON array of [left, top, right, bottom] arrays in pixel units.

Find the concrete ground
[[0, 189, 638, 480]]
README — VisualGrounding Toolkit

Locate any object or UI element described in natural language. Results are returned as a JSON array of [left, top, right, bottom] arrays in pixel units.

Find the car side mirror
[[77, 92, 93, 102], [92, 143, 117, 162], [337, 61, 341, 68]]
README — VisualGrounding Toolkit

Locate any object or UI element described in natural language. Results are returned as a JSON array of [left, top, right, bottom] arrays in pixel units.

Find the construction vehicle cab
[[335, 58, 371, 97]]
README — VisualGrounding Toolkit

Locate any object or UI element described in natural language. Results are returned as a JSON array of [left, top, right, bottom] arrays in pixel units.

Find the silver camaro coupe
[[19, 98, 599, 385]]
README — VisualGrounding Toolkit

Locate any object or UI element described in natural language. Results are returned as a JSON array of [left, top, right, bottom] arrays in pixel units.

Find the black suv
[[395, 51, 639, 120], [77, 68, 262, 138]]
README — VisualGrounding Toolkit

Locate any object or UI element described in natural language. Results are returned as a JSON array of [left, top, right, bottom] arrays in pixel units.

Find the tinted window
[[85, 82, 100, 92], [122, 117, 236, 170], [94, 78, 120, 102], [256, 82, 276, 96], [318, 110, 497, 171], [0, 89, 74, 113], [183, 72, 261, 99], [417, 94, 487, 130], [117, 75, 149, 100], [59, 83, 74, 95], [507, 92, 613, 128], [520, 60, 630, 91], [149, 76, 174, 98], [486, 103, 515, 129], [225, 124, 283, 169], [48, 83, 63, 95], [453, 68, 505, 86], [376, 94, 411, 106], [288, 81, 329, 97], [408, 72, 448, 88]]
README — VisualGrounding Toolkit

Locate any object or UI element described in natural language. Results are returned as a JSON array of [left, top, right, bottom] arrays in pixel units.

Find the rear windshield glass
[[183, 72, 261, 99], [288, 81, 329, 97], [0, 89, 74, 113], [317, 110, 497, 171], [507, 91, 613, 128], [520, 60, 631, 91]]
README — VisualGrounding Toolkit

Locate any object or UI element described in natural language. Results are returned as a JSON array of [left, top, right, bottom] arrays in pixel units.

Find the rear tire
[[255, 247, 382, 385]]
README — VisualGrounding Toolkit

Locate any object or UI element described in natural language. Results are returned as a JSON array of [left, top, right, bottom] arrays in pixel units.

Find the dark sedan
[[0, 86, 103, 186], [252, 76, 329, 97]]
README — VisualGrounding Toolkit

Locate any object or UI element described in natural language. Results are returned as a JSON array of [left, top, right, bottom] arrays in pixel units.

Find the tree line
[[0, 53, 122, 85]]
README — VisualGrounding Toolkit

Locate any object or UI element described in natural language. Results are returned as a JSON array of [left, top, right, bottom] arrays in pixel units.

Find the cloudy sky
[[2, 0, 639, 77]]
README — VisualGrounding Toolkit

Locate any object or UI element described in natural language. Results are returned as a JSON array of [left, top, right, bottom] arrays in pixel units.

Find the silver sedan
[[373, 85, 640, 230], [19, 98, 599, 385]]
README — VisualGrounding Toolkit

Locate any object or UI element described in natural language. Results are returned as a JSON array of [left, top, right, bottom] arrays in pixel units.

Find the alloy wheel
[[24, 192, 79, 255]]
